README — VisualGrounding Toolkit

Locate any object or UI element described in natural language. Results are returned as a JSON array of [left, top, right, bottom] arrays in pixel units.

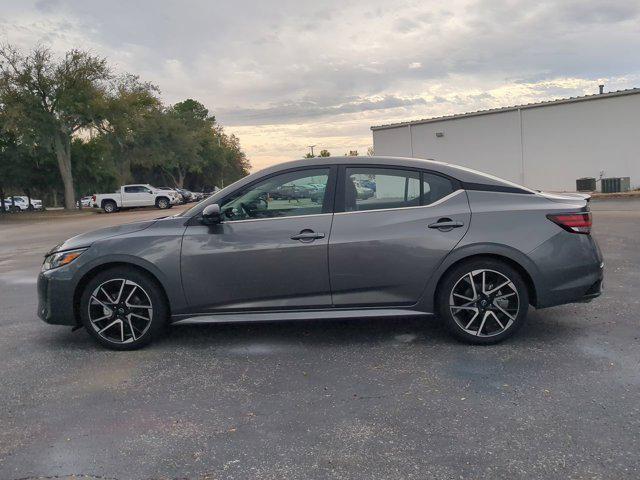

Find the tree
[[304, 152, 315, 158], [345, 150, 359, 156], [155, 99, 212, 188], [366, 146, 374, 156], [0, 118, 61, 210], [0, 45, 110, 209], [98, 74, 161, 184], [319, 149, 331, 157], [72, 137, 118, 197]]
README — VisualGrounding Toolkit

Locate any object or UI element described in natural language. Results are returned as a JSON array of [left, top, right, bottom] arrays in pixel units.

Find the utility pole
[[308, 145, 316, 157], [218, 135, 224, 188]]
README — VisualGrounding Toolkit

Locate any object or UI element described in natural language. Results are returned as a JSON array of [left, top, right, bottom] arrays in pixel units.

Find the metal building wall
[[372, 93, 640, 191]]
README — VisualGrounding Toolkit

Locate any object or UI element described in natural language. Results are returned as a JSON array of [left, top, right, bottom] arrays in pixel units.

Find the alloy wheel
[[88, 278, 154, 344], [449, 269, 520, 337]]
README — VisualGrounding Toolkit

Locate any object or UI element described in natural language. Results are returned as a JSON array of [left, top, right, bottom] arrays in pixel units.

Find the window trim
[[335, 164, 460, 214], [334, 189, 464, 215], [204, 165, 338, 224]]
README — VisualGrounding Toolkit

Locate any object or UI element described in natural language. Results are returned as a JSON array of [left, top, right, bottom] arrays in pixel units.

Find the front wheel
[[156, 197, 170, 209], [80, 267, 168, 350], [437, 259, 529, 344]]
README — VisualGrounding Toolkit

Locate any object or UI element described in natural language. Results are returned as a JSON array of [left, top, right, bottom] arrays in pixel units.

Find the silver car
[[37, 156, 603, 349]]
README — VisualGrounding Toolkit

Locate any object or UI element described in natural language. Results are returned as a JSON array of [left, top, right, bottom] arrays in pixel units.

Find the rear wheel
[[102, 200, 117, 213], [156, 197, 170, 209], [80, 267, 168, 350], [437, 258, 529, 344]]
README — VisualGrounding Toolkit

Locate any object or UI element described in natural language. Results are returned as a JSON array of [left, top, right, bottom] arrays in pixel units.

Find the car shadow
[[40, 308, 582, 352], [165, 315, 455, 349]]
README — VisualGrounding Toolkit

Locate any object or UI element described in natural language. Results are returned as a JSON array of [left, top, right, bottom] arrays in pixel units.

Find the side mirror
[[201, 203, 221, 225]]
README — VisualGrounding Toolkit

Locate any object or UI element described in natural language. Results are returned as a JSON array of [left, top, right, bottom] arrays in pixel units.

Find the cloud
[[217, 95, 428, 125], [1, 0, 639, 169]]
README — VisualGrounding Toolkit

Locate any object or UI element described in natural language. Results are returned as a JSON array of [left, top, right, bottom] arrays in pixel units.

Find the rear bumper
[[530, 232, 604, 309], [37, 269, 78, 326]]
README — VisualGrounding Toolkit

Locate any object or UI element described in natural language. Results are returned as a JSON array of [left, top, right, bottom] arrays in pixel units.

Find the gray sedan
[[37, 156, 603, 349]]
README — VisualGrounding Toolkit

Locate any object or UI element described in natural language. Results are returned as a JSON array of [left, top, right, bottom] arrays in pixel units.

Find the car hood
[[50, 220, 156, 254]]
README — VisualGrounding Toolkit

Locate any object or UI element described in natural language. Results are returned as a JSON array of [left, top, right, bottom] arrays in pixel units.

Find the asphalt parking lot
[[0, 200, 638, 480]]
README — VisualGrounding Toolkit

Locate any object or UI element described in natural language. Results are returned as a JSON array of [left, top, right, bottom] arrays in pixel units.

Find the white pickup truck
[[91, 184, 181, 213]]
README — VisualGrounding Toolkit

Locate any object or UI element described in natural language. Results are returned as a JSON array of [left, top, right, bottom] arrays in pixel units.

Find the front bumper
[[37, 269, 78, 326]]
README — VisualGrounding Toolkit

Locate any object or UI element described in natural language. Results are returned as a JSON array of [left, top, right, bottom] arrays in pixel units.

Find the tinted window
[[344, 168, 454, 212], [220, 168, 330, 221], [422, 172, 455, 205], [345, 168, 420, 212], [124, 186, 143, 193]]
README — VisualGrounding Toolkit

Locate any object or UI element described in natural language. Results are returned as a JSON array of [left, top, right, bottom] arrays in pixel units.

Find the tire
[[102, 200, 117, 213], [79, 266, 168, 350], [436, 258, 529, 344], [156, 197, 170, 209]]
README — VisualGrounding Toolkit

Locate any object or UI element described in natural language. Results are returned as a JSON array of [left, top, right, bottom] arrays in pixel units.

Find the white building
[[371, 88, 640, 192]]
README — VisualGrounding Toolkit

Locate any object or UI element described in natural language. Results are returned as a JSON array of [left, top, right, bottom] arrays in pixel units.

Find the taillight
[[547, 212, 592, 234]]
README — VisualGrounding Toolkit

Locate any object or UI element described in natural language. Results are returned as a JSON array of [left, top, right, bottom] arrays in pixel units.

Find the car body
[[177, 188, 197, 202], [92, 184, 180, 213], [4, 196, 43, 211], [77, 196, 93, 208], [38, 156, 603, 349], [157, 186, 188, 204]]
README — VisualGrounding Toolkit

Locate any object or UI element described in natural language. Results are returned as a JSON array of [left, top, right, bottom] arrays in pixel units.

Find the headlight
[[42, 248, 87, 271]]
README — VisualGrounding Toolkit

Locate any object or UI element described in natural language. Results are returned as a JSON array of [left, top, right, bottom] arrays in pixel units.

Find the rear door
[[328, 166, 470, 307]]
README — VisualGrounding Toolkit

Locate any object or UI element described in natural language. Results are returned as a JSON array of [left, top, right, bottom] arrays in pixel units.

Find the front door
[[329, 166, 471, 306], [181, 167, 336, 313]]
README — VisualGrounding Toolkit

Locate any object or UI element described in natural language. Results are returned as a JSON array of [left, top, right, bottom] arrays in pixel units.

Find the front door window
[[220, 168, 331, 221]]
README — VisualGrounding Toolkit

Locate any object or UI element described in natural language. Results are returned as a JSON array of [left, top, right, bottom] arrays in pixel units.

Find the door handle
[[291, 230, 325, 242], [428, 219, 464, 231]]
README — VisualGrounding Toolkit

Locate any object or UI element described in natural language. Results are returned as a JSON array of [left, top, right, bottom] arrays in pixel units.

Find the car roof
[[250, 156, 532, 190], [185, 155, 534, 218]]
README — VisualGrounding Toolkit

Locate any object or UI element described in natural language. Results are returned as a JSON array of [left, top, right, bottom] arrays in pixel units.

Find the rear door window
[[343, 167, 454, 212]]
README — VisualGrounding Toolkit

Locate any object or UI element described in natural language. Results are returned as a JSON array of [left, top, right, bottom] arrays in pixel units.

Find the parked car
[[77, 196, 93, 208], [176, 188, 197, 203], [91, 184, 180, 213], [157, 187, 187, 204], [353, 182, 374, 199], [3, 196, 43, 212], [271, 184, 307, 200], [38, 156, 603, 349]]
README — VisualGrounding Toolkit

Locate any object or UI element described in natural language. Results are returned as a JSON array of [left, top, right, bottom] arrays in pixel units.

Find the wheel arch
[[421, 244, 542, 312], [72, 261, 171, 325], [155, 196, 170, 207], [101, 198, 117, 209]]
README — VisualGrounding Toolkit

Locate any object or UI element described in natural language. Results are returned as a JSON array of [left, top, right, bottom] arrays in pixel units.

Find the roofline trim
[[371, 87, 640, 131]]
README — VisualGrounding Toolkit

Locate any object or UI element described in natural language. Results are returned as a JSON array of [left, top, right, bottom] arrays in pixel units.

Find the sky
[[1, 0, 639, 171]]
